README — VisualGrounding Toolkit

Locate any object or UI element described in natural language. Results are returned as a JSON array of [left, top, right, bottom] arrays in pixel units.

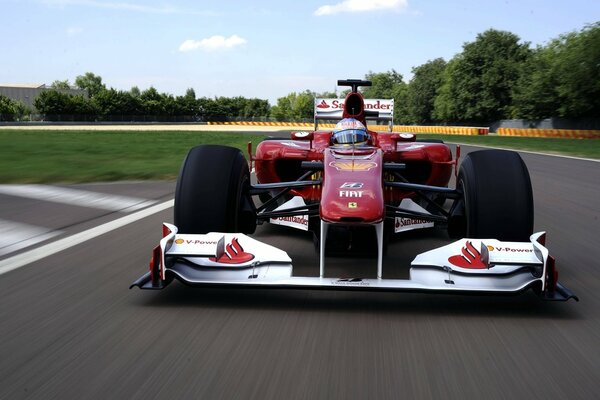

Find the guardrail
[[373, 125, 488, 135], [207, 122, 599, 138], [207, 121, 489, 135], [497, 128, 600, 139]]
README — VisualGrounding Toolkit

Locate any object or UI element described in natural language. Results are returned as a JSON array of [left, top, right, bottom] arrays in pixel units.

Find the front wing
[[130, 223, 578, 301]]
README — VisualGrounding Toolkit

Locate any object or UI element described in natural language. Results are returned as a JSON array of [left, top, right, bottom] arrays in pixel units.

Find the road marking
[[0, 199, 174, 276], [448, 142, 600, 163], [0, 219, 63, 257], [0, 184, 156, 212]]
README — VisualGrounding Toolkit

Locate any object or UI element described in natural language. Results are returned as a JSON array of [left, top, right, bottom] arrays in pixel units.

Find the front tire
[[174, 145, 255, 234], [455, 150, 533, 241]]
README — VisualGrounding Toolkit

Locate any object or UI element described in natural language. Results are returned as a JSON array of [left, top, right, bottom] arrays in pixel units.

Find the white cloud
[[315, 0, 408, 16], [179, 35, 247, 52]]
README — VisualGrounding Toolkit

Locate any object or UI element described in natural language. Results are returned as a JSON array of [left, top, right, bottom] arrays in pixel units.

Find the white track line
[[0, 219, 63, 257], [0, 184, 156, 212], [447, 142, 600, 163], [0, 199, 174, 276]]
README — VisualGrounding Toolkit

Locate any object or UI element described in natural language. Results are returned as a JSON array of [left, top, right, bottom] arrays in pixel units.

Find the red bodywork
[[254, 90, 454, 225]]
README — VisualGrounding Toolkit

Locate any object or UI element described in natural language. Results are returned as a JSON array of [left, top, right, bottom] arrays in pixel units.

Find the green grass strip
[[0, 130, 266, 183], [418, 134, 600, 159], [0, 129, 597, 183]]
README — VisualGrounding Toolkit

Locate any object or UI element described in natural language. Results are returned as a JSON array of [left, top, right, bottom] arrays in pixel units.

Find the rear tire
[[174, 145, 255, 234], [456, 150, 533, 241]]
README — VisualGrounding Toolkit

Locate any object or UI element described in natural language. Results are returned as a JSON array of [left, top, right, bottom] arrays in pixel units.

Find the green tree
[[198, 97, 227, 121], [406, 58, 447, 124], [140, 87, 164, 115], [511, 22, 600, 119], [551, 22, 600, 118], [315, 90, 338, 99], [549, 22, 600, 117], [50, 80, 71, 90], [161, 93, 182, 117], [130, 86, 141, 97], [510, 46, 560, 119], [433, 29, 531, 123], [93, 88, 142, 116], [270, 91, 314, 121], [0, 94, 29, 121], [241, 98, 270, 118], [34, 90, 96, 120], [75, 72, 106, 97], [361, 70, 408, 124], [184, 88, 196, 100], [175, 88, 199, 117], [34, 90, 74, 114], [361, 70, 404, 98]]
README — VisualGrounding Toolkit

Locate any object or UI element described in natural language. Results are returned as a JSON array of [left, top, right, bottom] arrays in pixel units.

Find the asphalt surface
[[0, 146, 598, 400]]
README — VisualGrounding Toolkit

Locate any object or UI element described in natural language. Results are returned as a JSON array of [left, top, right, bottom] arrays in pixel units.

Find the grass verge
[[418, 134, 600, 159], [0, 129, 597, 183], [0, 130, 266, 183]]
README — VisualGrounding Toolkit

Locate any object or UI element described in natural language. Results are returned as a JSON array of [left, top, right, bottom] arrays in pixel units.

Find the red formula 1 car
[[131, 79, 577, 301]]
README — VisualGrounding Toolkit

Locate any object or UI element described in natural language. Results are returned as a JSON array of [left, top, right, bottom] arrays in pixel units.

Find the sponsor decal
[[175, 238, 218, 245], [316, 100, 330, 109], [340, 182, 363, 189], [294, 131, 310, 138], [348, 202, 358, 208], [339, 190, 363, 198], [329, 161, 377, 171], [364, 100, 392, 110], [331, 278, 370, 286], [323, 99, 343, 109], [271, 215, 309, 227], [395, 218, 431, 228], [487, 245, 532, 253], [209, 237, 254, 264], [394, 198, 434, 233], [315, 99, 394, 112], [269, 196, 309, 231], [448, 241, 487, 269], [335, 119, 364, 130]]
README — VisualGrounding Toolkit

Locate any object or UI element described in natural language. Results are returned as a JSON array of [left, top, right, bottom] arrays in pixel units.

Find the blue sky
[[1, 0, 598, 104]]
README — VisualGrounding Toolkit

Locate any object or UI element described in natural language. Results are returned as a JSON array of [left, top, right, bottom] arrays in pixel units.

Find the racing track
[[0, 146, 598, 399]]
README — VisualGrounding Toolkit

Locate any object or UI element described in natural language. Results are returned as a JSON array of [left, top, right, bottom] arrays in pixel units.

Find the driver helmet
[[332, 118, 369, 146]]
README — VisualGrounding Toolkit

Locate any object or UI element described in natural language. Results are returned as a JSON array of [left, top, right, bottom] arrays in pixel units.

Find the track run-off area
[[0, 138, 599, 399]]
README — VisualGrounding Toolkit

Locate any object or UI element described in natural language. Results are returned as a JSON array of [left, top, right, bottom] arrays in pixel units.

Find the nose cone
[[320, 148, 385, 224]]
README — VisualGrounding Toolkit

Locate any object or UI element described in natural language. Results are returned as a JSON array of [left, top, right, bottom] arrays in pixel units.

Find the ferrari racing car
[[130, 79, 577, 301]]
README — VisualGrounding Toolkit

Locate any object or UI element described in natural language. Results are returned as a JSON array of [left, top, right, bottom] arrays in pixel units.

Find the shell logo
[[175, 238, 184, 244]]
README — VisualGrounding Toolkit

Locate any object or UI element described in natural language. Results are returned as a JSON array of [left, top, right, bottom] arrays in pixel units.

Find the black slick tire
[[174, 145, 255, 234], [457, 149, 533, 241]]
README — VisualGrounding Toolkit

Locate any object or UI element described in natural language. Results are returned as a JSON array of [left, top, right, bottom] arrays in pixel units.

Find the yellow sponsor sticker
[[330, 161, 377, 171]]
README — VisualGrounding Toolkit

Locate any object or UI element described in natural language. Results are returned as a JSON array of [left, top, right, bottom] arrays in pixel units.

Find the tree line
[[1, 22, 598, 124]]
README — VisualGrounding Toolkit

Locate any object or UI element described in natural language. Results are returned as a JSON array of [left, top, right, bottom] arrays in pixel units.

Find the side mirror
[[390, 133, 416, 142], [291, 131, 314, 141]]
